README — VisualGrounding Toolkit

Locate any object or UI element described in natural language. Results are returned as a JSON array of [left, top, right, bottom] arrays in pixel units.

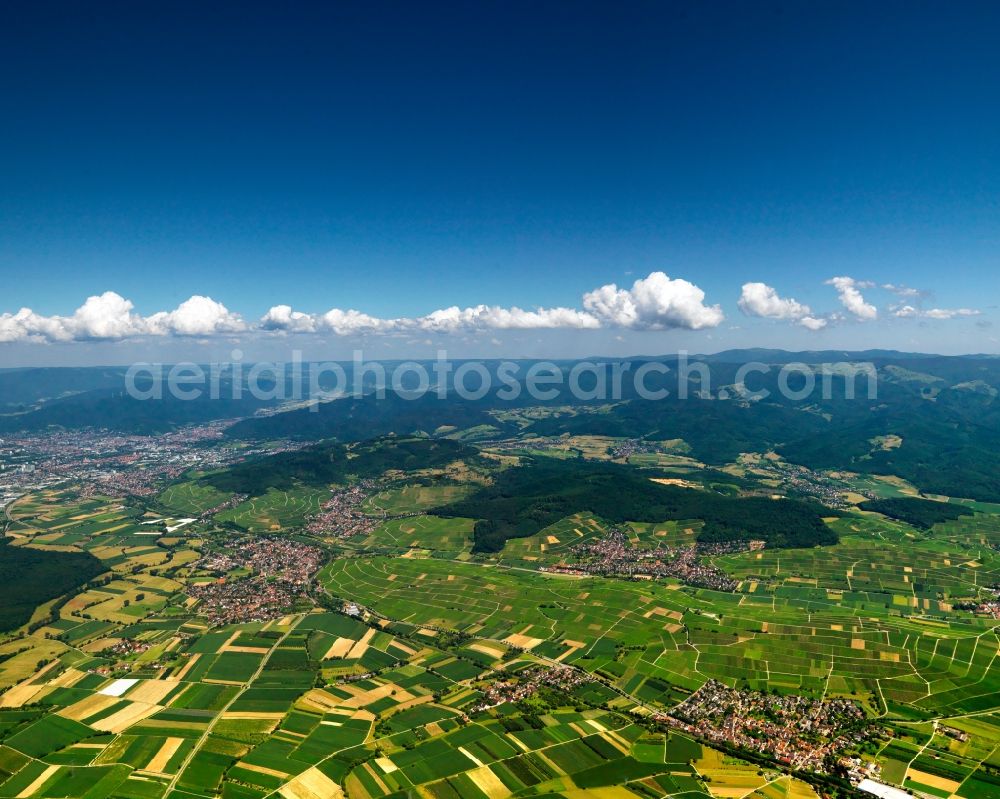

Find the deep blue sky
[[1, 1, 999, 361]]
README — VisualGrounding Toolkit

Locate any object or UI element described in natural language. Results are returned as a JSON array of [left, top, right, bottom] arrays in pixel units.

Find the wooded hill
[[435, 458, 838, 553], [200, 436, 474, 495]]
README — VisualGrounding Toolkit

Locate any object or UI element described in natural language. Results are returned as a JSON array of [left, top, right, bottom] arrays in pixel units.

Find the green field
[[215, 487, 327, 532], [157, 481, 233, 516], [361, 483, 473, 515], [355, 514, 476, 556], [4, 429, 1000, 799]]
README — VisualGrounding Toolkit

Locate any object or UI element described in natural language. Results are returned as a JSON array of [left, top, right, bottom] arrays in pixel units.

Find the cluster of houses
[[306, 480, 380, 538], [471, 666, 590, 713], [666, 680, 871, 772], [188, 536, 325, 624], [1, 424, 249, 501], [187, 577, 302, 625], [542, 526, 760, 591], [607, 438, 673, 460]]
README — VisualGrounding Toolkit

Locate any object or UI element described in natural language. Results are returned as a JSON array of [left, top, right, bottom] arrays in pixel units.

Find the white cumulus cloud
[[0, 293, 247, 343], [320, 308, 395, 336], [738, 282, 811, 320], [582, 271, 724, 330], [826, 276, 878, 320], [69, 291, 148, 339], [260, 305, 318, 334], [259, 272, 718, 337], [0, 308, 71, 343], [1, 271, 728, 344], [414, 304, 600, 332], [737, 283, 827, 331], [0, 292, 149, 343], [146, 296, 246, 336], [798, 315, 828, 331]]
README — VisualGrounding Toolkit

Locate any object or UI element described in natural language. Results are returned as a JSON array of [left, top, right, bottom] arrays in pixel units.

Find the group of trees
[[858, 497, 973, 529], [0, 540, 105, 632], [436, 458, 837, 553], [201, 436, 472, 495]]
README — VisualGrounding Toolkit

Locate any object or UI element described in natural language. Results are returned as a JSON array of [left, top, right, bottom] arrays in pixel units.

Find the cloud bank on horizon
[[0, 271, 980, 345]]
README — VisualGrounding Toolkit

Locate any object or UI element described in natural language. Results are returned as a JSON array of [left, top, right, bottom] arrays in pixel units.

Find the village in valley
[[2, 416, 999, 799]]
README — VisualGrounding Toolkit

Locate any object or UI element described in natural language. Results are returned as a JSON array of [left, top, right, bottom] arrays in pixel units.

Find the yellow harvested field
[[599, 731, 631, 755], [222, 711, 285, 721], [340, 682, 413, 709], [59, 693, 121, 721], [503, 633, 544, 650], [128, 680, 179, 704], [298, 689, 347, 714], [0, 682, 44, 708], [555, 640, 585, 662], [134, 719, 207, 732], [91, 701, 162, 733], [563, 788, 636, 799], [388, 639, 417, 656], [785, 778, 821, 799], [62, 592, 112, 613], [323, 637, 356, 659], [238, 762, 290, 779], [279, 766, 346, 799], [143, 576, 184, 592], [384, 694, 433, 713], [468, 641, 505, 658], [361, 763, 391, 794], [145, 737, 184, 773], [905, 769, 961, 793], [700, 769, 768, 798], [16, 764, 59, 798], [346, 627, 377, 659], [467, 765, 512, 799], [172, 654, 201, 681], [375, 757, 398, 773]]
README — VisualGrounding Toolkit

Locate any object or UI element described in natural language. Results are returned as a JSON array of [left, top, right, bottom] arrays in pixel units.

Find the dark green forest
[[0, 541, 106, 632], [436, 458, 838, 553], [858, 497, 974, 529], [200, 436, 473, 495]]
